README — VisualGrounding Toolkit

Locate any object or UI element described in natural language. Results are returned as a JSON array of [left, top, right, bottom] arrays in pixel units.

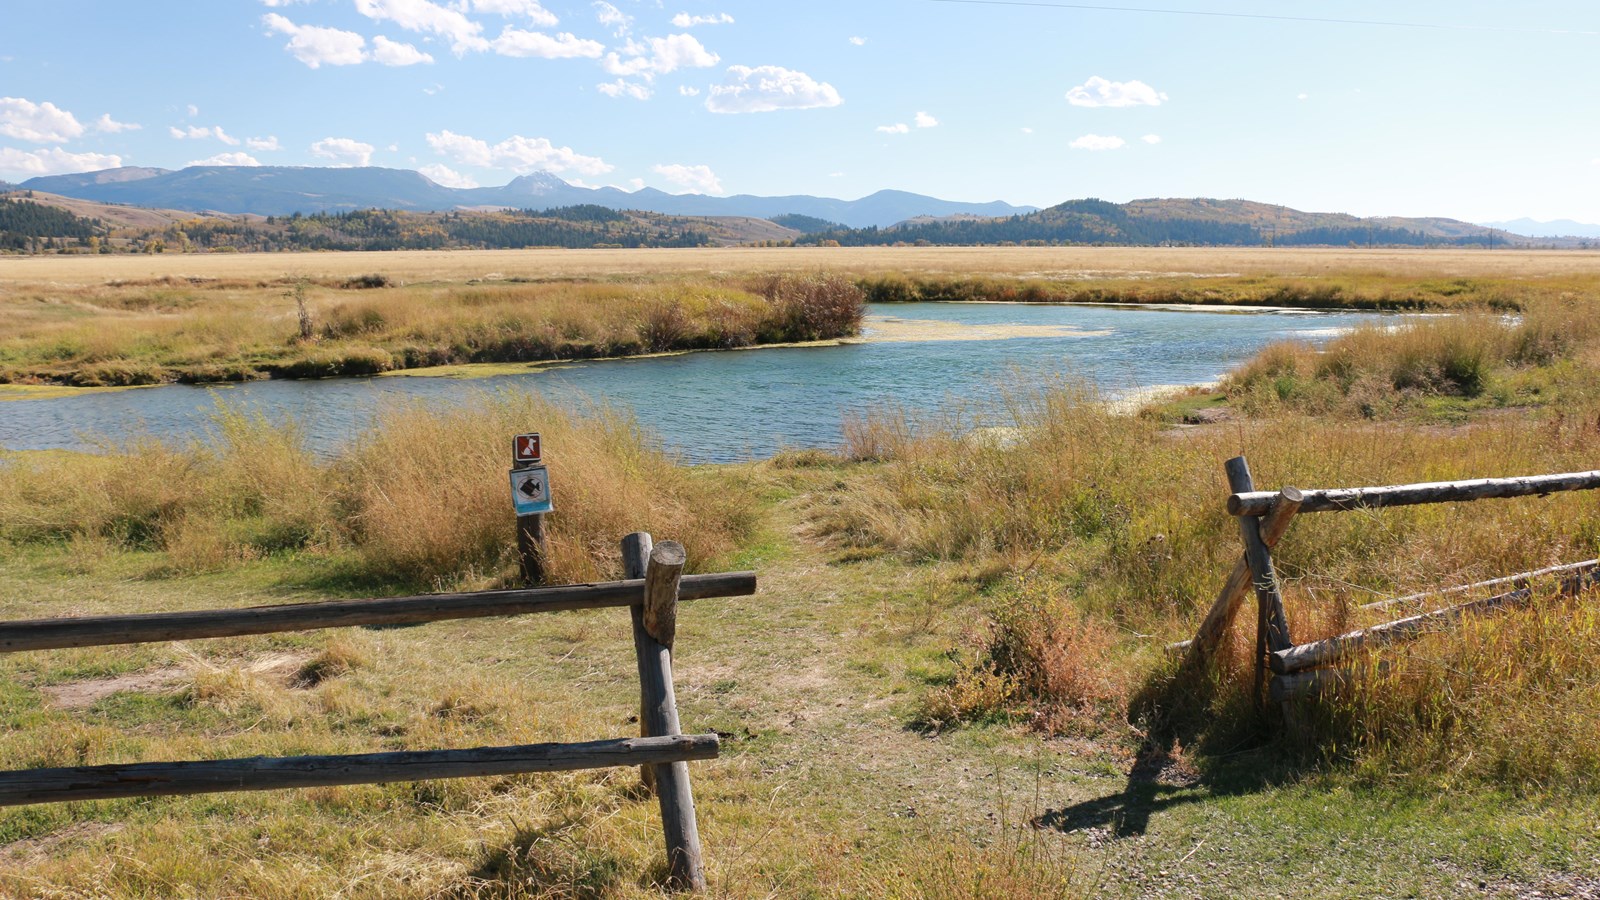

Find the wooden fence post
[[622, 532, 707, 892], [1225, 457, 1295, 709], [517, 514, 548, 585], [1178, 485, 1302, 669]]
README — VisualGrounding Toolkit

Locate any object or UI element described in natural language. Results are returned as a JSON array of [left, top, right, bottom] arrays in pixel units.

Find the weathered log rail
[[1227, 470, 1600, 517], [1181, 459, 1600, 714], [0, 532, 749, 892]]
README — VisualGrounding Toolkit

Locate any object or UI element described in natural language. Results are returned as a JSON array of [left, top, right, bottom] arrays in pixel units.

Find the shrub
[[342, 273, 391, 289], [749, 273, 865, 342]]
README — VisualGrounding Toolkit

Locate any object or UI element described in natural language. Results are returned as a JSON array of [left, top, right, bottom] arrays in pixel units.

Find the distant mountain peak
[[503, 171, 571, 195]]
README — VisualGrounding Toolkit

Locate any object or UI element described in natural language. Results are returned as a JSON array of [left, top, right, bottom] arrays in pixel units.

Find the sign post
[[510, 433, 551, 584]]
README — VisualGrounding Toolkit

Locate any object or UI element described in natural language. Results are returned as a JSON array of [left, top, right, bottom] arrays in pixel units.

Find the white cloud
[[848, 36, 866, 46], [426, 129, 493, 166], [1141, 134, 1161, 144], [168, 125, 238, 145], [603, 33, 718, 77], [92, 113, 140, 134], [473, 0, 558, 27], [598, 79, 653, 100], [914, 111, 937, 128], [426, 129, 612, 175], [373, 35, 435, 65], [628, 177, 644, 190], [593, 1, 631, 36], [0, 97, 85, 143], [423, 83, 445, 95], [678, 85, 700, 96], [492, 28, 604, 58], [188, 152, 262, 167], [1069, 133, 1126, 151], [1297, 92, 1309, 101], [0, 146, 120, 179], [1020, 126, 1033, 134], [311, 137, 376, 166], [671, 12, 733, 27], [419, 163, 478, 188], [247, 135, 281, 151], [262, 13, 368, 68], [186, 104, 200, 117], [875, 123, 908, 134], [1065, 75, 1167, 108], [353, 0, 487, 53], [652, 162, 722, 194], [705, 65, 841, 114]]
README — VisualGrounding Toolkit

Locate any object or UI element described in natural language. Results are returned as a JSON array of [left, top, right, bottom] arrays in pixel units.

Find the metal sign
[[509, 466, 553, 516], [513, 433, 542, 465]]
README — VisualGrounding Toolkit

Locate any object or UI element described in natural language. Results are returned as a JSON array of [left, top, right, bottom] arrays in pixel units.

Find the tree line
[[794, 198, 1493, 248]]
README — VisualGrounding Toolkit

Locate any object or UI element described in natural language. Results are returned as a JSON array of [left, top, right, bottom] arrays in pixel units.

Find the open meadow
[[2, 247, 1600, 897], [5, 246, 1599, 389]]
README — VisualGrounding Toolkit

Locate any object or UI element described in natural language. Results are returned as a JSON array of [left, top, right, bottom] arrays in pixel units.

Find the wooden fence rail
[[0, 735, 719, 807], [0, 531, 747, 892], [0, 571, 755, 654], [1181, 458, 1600, 717], [1228, 470, 1600, 517]]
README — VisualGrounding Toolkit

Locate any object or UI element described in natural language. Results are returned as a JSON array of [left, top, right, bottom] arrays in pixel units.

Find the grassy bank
[[4, 382, 1600, 895], [856, 270, 1600, 310], [1187, 294, 1599, 426], [0, 273, 863, 387], [6, 245, 1598, 389]]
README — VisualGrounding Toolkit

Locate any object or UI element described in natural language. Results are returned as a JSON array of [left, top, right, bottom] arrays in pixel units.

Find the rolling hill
[[797, 197, 1571, 248]]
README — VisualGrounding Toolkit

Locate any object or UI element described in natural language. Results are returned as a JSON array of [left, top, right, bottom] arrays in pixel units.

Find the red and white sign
[[513, 433, 542, 465]]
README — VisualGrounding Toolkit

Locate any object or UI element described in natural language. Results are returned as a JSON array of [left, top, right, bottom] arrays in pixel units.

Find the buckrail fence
[[0, 530, 753, 892], [1172, 457, 1600, 714]]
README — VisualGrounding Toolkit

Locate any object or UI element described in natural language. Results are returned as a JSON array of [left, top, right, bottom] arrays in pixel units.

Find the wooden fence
[[1174, 457, 1600, 711], [0, 531, 753, 892]]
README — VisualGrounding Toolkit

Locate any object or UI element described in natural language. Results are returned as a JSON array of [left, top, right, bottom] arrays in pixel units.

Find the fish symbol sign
[[509, 466, 553, 515]]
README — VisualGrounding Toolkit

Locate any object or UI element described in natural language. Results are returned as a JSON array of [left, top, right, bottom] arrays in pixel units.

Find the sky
[[2, 1, 1598, 223]]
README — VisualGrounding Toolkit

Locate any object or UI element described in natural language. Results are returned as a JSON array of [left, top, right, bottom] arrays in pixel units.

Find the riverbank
[[0, 272, 864, 388], [3, 385, 1599, 896], [4, 247, 1595, 389]]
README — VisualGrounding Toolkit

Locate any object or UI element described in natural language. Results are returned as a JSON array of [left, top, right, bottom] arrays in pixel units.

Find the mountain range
[[10, 164, 1600, 249], [1478, 217, 1600, 239], [18, 165, 1034, 229]]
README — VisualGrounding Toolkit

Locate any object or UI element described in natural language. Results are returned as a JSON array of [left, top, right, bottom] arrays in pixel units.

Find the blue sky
[[2, 1, 1598, 222]]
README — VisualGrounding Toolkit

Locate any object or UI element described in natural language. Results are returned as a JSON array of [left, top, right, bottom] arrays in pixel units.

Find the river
[[0, 302, 1386, 462]]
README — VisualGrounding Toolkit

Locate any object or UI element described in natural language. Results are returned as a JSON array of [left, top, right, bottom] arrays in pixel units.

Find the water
[[0, 303, 1388, 463]]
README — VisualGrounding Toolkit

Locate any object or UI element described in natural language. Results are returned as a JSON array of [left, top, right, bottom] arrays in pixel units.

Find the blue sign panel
[[509, 466, 554, 515]]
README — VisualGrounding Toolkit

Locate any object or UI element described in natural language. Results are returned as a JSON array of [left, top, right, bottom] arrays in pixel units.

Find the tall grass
[[0, 392, 755, 589], [1224, 299, 1600, 417], [0, 274, 864, 386], [816, 379, 1600, 784]]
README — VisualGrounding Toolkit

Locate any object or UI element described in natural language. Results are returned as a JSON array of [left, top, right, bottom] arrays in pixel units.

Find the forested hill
[[798, 197, 1548, 248], [0, 193, 799, 253]]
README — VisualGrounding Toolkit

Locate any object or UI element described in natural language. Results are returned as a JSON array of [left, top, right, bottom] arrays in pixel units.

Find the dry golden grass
[[0, 273, 862, 385], [819, 379, 1600, 784], [0, 392, 755, 589], [5, 245, 1599, 287]]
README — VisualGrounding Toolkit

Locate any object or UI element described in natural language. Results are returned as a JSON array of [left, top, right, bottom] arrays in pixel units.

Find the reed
[[0, 391, 755, 589]]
